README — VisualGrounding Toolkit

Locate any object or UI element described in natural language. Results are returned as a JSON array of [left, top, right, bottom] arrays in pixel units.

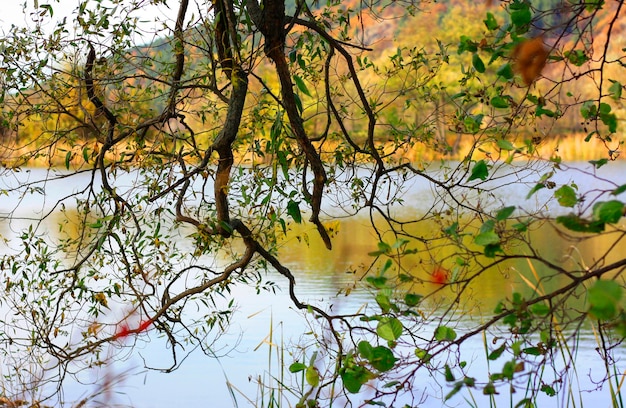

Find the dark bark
[[210, 0, 249, 236], [248, 0, 332, 249]]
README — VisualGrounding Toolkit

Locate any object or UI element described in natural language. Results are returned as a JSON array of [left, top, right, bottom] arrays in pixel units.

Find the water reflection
[[279, 213, 626, 314], [1, 162, 625, 406], [274, 213, 626, 407]]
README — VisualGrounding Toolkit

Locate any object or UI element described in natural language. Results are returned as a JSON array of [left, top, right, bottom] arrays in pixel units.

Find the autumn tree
[[0, 0, 625, 406]]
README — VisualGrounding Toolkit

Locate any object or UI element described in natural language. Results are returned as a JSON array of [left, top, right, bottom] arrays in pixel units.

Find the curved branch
[[249, 0, 332, 249], [85, 43, 117, 144], [164, 0, 189, 117]]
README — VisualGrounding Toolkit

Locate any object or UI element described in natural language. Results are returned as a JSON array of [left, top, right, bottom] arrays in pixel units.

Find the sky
[[1, 0, 78, 32], [0, 0, 180, 35]]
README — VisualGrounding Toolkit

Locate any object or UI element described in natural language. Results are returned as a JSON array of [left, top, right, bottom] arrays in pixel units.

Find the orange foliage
[[513, 37, 549, 86]]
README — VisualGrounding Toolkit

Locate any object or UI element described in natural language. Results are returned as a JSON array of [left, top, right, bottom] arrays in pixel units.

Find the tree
[[0, 0, 625, 406]]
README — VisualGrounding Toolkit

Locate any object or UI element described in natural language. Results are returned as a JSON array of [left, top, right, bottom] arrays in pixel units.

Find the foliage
[[0, 0, 625, 406]]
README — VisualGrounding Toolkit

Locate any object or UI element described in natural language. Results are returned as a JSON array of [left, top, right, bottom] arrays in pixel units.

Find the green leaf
[[377, 317, 403, 341], [305, 365, 319, 387], [491, 97, 510, 109], [463, 114, 484, 133], [480, 219, 496, 234], [509, 1, 532, 28], [600, 102, 613, 115], [398, 274, 412, 283], [581, 100, 596, 120], [536, 106, 556, 118], [600, 110, 618, 133], [445, 382, 463, 401], [434, 325, 457, 342], [483, 382, 497, 395], [612, 185, 626, 196], [468, 160, 489, 182], [219, 221, 234, 234], [556, 214, 604, 233], [380, 258, 393, 274], [88, 220, 103, 229], [498, 140, 516, 152], [526, 183, 545, 199], [488, 344, 506, 360], [474, 230, 500, 246], [530, 303, 551, 316], [65, 151, 72, 170], [588, 279, 622, 320], [40, 4, 53, 16], [515, 398, 534, 407], [341, 366, 375, 393], [484, 12, 499, 30], [489, 96, 512, 108], [286, 200, 302, 223], [367, 346, 397, 372], [585, 0, 605, 11], [366, 275, 388, 289], [502, 359, 523, 380], [404, 293, 422, 307], [444, 364, 455, 381], [564, 49, 589, 66], [472, 53, 486, 73], [497, 63, 514, 80], [444, 222, 459, 239], [358, 341, 373, 359], [513, 221, 529, 232], [458, 35, 478, 54], [496, 206, 516, 221], [390, 238, 409, 249], [415, 347, 432, 364], [383, 381, 400, 388], [554, 185, 578, 207], [523, 347, 543, 356], [451, 91, 467, 99], [276, 151, 290, 179], [270, 111, 283, 142], [289, 362, 307, 373], [484, 243, 503, 258], [369, 241, 391, 256], [293, 74, 312, 97], [609, 80, 622, 101], [375, 292, 393, 313], [589, 158, 608, 168], [541, 384, 556, 397], [294, 92, 303, 114], [593, 200, 624, 224]]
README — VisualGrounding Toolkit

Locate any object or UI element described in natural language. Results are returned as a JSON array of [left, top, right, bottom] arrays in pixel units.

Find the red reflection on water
[[114, 318, 153, 340], [431, 266, 448, 285]]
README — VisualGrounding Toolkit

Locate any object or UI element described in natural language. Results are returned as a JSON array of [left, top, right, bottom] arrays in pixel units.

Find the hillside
[[1, 0, 624, 166]]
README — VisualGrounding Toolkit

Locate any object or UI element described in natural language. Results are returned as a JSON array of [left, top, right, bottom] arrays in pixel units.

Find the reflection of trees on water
[[2, 166, 623, 327], [278, 213, 623, 316]]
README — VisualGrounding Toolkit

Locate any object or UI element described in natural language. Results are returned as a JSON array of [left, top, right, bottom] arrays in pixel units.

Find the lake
[[1, 161, 625, 407]]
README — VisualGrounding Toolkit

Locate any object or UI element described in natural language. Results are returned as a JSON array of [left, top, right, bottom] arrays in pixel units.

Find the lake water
[[1, 161, 625, 407]]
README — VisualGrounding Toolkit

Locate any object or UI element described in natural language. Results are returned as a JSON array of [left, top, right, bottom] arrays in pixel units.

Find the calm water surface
[[1, 162, 625, 407]]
